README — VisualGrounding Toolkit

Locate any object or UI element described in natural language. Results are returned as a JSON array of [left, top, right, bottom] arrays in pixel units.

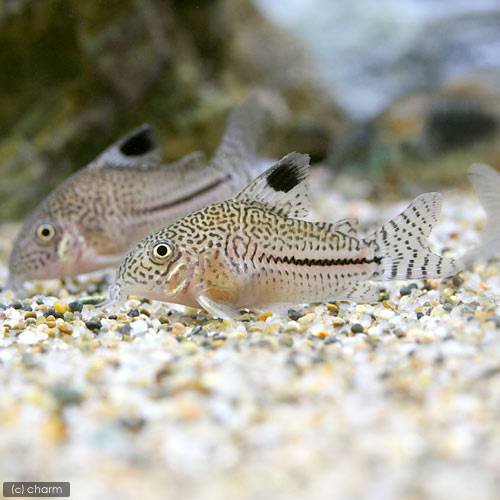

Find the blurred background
[[1, 0, 500, 219]]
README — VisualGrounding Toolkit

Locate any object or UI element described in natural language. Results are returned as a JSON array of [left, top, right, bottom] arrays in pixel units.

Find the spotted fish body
[[112, 153, 462, 319], [8, 94, 275, 289]]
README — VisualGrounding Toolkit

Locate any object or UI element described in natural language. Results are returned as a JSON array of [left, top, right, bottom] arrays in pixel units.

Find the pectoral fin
[[196, 290, 241, 320], [195, 251, 242, 319]]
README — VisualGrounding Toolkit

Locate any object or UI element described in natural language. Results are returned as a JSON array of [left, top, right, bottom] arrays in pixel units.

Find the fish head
[[111, 232, 196, 305], [7, 214, 86, 289]]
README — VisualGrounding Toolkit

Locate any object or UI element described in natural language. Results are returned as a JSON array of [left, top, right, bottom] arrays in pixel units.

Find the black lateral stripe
[[133, 175, 230, 215], [258, 254, 382, 267]]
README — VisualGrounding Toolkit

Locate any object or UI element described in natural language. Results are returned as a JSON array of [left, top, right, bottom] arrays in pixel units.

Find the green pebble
[[51, 383, 83, 406], [351, 323, 364, 334]]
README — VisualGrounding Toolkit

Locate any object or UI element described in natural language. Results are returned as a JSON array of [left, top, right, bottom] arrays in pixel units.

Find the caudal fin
[[366, 193, 462, 280], [466, 163, 500, 262]]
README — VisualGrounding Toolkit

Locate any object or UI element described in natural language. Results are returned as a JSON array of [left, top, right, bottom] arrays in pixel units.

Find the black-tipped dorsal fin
[[235, 152, 311, 218], [88, 124, 161, 171]]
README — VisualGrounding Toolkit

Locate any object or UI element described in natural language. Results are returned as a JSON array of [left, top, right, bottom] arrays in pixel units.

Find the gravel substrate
[[0, 189, 499, 500]]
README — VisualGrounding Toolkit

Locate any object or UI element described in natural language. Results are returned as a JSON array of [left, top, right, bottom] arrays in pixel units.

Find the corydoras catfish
[[466, 163, 500, 262], [8, 94, 275, 290], [111, 153, 462, 319]]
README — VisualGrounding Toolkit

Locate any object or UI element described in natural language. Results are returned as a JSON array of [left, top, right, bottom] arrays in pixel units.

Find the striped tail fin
[[466, 163, 500, 262], [366, 193, 462, 280]]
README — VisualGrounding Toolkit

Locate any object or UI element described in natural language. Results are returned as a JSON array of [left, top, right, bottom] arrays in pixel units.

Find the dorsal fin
[[332, 218, 359, 235], [88, 124, 161, 171], [235, 152, 311, 218], [212, 91, 285, 181]]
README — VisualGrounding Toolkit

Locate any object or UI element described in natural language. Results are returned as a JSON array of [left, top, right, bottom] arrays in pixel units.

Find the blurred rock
[[330, 71, 500, 191], [258, 0, 500, 119], [0, 0, 344, 219]]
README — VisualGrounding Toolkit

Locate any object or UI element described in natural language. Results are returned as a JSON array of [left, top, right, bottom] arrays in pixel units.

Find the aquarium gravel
[[0, 190, 499, 500]]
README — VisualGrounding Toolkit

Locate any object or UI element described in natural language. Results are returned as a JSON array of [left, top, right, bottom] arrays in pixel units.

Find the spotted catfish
[[8, 94, 275, 290], [111, 153, 462, 319]]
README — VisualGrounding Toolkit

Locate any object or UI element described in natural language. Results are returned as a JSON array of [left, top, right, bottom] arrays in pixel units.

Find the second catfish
[[8, 95, 275, 289]]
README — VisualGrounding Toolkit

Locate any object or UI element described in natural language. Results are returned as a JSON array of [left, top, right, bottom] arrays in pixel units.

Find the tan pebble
[[430, 306, 445, 318], [247, 324, 263, 333], [314, 331, 329, 338], [53, 301, 69, 314], [221, 319, 232, 329], [126, 298, 142, 307], [327, 303, 339, 314], [229, 330, 247, 340], [279, 334, 294, 347], [24, 311, 37, 320], [257, 311, 273, 321], [171, 322, 186, 336], [46, 320, 56, 329], [212, 339, 225, 348], [383, 301, 397, 311], [86, 359, 105, 380], [58, 322, 73, 335], [41, 413, 67, 444], [475, 310, 492, 322], [285, 321, 300, 332], [265, 323, 281, 334], [420, 332, 435, 344], [0, 406, 20, 427], [24, 387, 49, 407], [298, 313, 315, 325], [176, 400, 203, 421], [332, 317, 345, 327], [183, 341, 198, 353]]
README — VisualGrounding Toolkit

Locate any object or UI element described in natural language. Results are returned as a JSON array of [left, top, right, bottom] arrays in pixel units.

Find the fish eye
[[151, 241, 173, 263], [35, 223, 56, 243]]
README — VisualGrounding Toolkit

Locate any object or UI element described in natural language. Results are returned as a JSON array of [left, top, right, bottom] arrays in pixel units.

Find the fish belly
[[239, 262, 378, 309]]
